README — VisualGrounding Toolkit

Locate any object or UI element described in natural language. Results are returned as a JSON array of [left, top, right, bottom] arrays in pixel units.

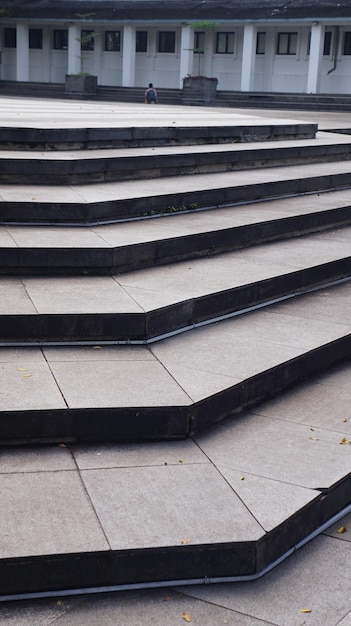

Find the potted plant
[[65, 23, 98, 95], [182, 21, 218, 105]]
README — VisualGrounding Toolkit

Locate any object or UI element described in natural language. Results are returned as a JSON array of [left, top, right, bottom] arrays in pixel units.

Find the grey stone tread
[[1, 159, 351, 205], [0, 227, 349, 323], [0, 278, 349, 418], [1, 131, 343, 161], [0, 188, 350, 252], [0, 359, 350, 596]]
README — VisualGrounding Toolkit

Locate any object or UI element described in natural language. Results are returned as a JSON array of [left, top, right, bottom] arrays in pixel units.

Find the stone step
[[2, 160, 351, 224], [0, 122, 316, 151], [0, 306, 350, 598], [1, 189, 350, 275], [1, 132, 350, 185], [0, 277, 350, 446], [0, 226, 350, 344]]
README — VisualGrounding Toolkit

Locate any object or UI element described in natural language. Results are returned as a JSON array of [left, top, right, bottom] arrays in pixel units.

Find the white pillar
[[68, 24, 81, 74], [179, 24, 193, 88], [122, 25, 136, 86], [241, 24, 256, 92], [16, 23, 29, 81], [307, 22, 324, 93]]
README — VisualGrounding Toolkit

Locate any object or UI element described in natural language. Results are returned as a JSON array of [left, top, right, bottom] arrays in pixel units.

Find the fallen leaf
[[309, 437, 319, 441], [58, 443, 66, 448], [181, 538, 192, 545], [300, 608, 312, 613], [182, 612, 192, 623], [342, 418, 348, 423], [17, 367, 27, 371], [56, 600, 62, 606], [240, 475, 245, 480], [23, 374, 32, 378], [178, 459, 184, 463], [337, 525, 347, 534], [93, 346, 102, 349], [340, 438, 348, 444]]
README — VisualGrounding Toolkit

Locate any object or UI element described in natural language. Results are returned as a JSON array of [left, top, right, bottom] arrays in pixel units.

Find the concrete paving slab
[[271, 280, 351, 325], [176, 534, 351, 626], [22, 276, 143, 314], [6, 226, 111, 249], [0, 588, 274, 626], [81, 464, 264, 550], [217, 468, 318, 532], [0, 360, 66, 411], [324, 512, 351, 543], [0, 279, 37, 314], [0, 346, 45, 362], [72, 439, 208, 470], [195, 412, 351, 490], [47, 357, 192, 408], [43, 345, 155, 362], [251, 362, 351, 433], [0, 445, 75, 473], [0, 470, 109, 558], [151, 323, 304, 382]]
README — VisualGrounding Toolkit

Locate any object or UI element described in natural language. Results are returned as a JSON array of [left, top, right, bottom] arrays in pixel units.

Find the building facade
[[1, 0, 351, 94]]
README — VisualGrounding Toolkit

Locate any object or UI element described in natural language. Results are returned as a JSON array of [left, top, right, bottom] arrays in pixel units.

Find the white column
[[307, 22, 324, 93], [16, 23, 29, 81], [179, 24, 193, 88], [68, 24, 81, 74], [122, 25, 136, 86], [241, 24, 256, 92]]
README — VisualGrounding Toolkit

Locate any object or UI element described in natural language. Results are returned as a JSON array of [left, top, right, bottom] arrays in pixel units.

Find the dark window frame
[[53, 29, 68, 50], [256, 32, 266, 55], [343, 31, 351, 55], [158, 31, 176, 53], [29, 28, 43, 49], [215, 32, 235, 54], [105, 30, 120, 52], [4, 27, 16, 48], [194, 31, 205, 53], [136, 31, 148, 53], [277, 32, 298, 55], [80, 29, 95, 51]]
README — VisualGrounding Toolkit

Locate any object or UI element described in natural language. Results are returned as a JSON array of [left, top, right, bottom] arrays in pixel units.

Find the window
[[53, 29, 68, 50], [277, 32, 298, 55], [256, 32, 266, 55], [323, 31, 332, 55], [158, 31, 176, 53], [194, 31, 205, 53], [105, 31, 120, 52], [29, 28, 42, 49], [343, 32, 351, 55], [4, 27, 16, 48], [216, 32, 234, 54], [136, 31, 148, 53], [81, 30, 95, 51]]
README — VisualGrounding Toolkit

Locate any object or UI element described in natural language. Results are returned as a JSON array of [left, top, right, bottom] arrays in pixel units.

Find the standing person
[[144, 83, 158, 104]]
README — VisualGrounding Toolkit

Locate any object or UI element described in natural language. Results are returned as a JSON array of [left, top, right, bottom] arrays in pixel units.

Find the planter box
[[65, 74, 98, 95], [182, 76, 218, 105]]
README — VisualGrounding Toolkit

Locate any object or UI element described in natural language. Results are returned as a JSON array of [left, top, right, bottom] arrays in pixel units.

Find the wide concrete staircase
[[0, 104, 350, 600]]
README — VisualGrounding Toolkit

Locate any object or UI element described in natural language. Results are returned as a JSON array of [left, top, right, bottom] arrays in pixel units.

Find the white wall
[[2, 20, 351, 94]]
